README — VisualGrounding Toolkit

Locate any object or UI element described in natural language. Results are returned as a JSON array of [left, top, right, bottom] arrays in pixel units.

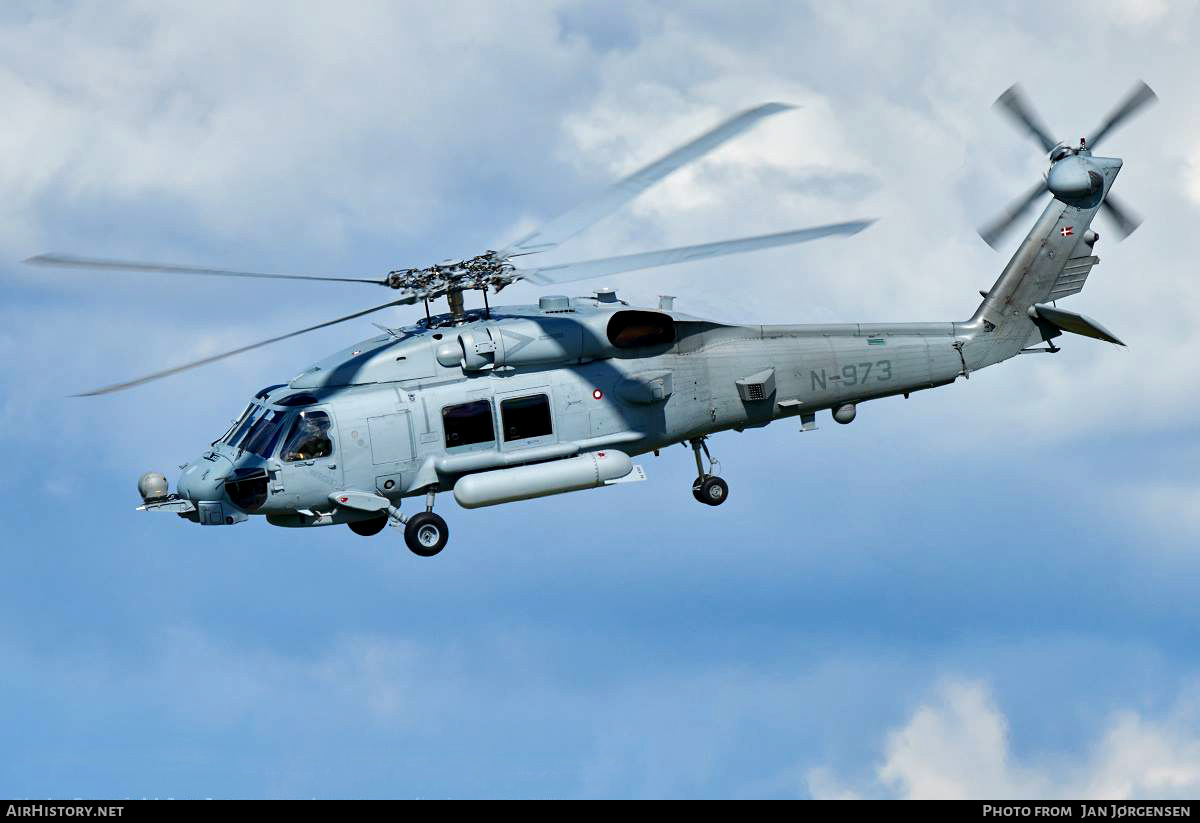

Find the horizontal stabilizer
[[1028, 303, 1125, 346]]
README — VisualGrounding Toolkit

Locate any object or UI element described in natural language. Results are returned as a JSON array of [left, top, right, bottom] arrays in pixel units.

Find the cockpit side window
[[281, 410, 334, 462]]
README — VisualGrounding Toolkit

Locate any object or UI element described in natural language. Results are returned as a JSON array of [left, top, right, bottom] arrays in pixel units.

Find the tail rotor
[[978, 81, 1157, 249]]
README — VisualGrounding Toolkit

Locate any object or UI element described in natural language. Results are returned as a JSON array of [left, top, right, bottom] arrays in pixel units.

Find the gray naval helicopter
[[29, 84, 1155, 556]]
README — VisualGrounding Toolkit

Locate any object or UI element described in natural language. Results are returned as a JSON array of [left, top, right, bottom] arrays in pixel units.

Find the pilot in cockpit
[[282, 412, 333, 462]]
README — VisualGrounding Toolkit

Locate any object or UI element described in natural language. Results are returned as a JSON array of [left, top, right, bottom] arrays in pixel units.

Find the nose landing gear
[[689, 437, 728, 506]]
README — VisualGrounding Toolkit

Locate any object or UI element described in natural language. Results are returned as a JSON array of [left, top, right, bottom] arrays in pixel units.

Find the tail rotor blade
[[978, 180, 1049, 249], [1101, 192, 1143, 239], [994, 85, 1058, 153], [1087, 81, 1158, 150]]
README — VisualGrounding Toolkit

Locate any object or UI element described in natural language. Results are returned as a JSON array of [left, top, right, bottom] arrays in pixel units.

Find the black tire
[[348, 514, 388, 537], [404, 511, 449, 557], [697, 476, 728, 506]]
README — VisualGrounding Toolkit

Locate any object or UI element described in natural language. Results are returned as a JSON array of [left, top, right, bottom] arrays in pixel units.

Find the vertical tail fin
[[965, 156, 1121, 365]]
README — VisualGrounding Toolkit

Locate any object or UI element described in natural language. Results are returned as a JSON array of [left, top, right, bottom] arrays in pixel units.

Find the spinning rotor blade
[[1087, 81, 1157, 150], [994, 85, 1058, 153], [499, 102, 795, 257], [978, 179, 1049, 249], [1101, 192, 1142, 239], [25, 254, 387, 286], [517, 220, 873, 285], [73, 298, 411, 397]]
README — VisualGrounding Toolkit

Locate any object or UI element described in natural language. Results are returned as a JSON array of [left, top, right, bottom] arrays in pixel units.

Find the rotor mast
[[446, 287, 465, 319]]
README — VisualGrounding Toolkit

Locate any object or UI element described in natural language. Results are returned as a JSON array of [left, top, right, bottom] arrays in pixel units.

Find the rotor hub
[[384, 251, 517, 299]]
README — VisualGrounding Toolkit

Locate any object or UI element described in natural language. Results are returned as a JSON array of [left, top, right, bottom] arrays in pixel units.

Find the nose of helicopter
[[176, 452, 233, 504]]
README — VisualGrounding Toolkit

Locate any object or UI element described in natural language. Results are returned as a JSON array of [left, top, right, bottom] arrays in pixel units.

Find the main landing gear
[[404, 488, 449, 557], [345, 486, 449, 556], [689, 437, 728, 506]]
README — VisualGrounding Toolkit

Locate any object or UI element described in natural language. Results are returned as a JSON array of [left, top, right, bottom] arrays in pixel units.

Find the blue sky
[[2, 0, 1200, 799]]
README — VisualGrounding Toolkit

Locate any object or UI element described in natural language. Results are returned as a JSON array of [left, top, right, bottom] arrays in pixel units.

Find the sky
[[1, 0, 1199, 799]]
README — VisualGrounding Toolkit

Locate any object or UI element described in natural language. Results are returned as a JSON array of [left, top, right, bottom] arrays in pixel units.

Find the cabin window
[[442, 400, 495, 448], [500, 394, 552, 442], [607, 310, 675, 349], [281, 410, 334, 462]]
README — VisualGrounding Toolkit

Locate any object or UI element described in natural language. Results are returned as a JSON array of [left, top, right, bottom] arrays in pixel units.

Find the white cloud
[[809, 679, 1200, 800], [1103, 0, 1172, 26]]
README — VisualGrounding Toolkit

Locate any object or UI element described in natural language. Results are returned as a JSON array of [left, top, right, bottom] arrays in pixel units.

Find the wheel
[[691, 477, 706, 503], [348, 514, 388, 537], [404, 511, 449, 556], [696, 476, 728, 506]]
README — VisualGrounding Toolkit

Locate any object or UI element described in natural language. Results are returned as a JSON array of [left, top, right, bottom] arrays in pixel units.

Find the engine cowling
[[438, 310, 677, 372]]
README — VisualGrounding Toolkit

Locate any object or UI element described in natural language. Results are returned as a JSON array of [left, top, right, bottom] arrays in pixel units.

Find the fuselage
[[175, 295, 976, 528]]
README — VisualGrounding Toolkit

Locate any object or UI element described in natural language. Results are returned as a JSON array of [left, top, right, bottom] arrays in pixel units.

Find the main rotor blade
[[498, 102, 795, 258], [26, 254, 387, 286], [994, 85, 1058, 153], [1101, 192, 1142, 239], [978, 179, 1049, 249], [73, 298, 410, 397], [517, 219, 873, 285], [1087, 80, 1157, 150]]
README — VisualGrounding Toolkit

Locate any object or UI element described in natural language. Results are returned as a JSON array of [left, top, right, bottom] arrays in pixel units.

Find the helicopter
[[27, 85, 1155, 557]]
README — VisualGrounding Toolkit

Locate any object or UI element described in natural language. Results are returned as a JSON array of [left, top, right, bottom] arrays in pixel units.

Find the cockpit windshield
[[243, 409, 290, 458], [216, 403, 254, 445], [223, 404, 262, 446]]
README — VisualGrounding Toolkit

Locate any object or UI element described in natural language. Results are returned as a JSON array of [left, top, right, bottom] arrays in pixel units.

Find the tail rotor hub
[[1046, 153, 1103, 200]]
